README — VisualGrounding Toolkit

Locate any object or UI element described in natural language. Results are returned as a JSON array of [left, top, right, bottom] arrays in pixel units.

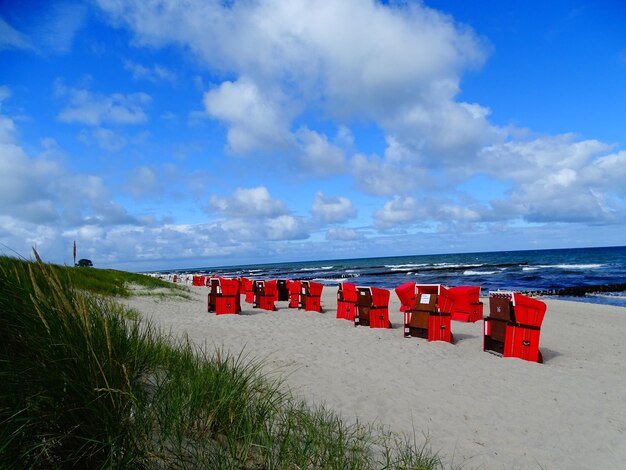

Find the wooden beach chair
[[253, 280, 278, 311], [208, 278, 241, 315], [404, 284, 455, 342], [286, 280, 301, 308], [354, 286, 391, 329], [337, 282, 358, 320], [299, 281, 323, 312], [449, 285, 483, 322], [485, 291, 546, 363]]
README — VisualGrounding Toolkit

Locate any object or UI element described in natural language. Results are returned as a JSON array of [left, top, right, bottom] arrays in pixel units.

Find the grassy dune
[[0, 255, 442, 469]]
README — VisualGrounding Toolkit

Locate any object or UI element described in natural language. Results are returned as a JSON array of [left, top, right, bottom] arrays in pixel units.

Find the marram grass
[[0, 254, 443, 469]]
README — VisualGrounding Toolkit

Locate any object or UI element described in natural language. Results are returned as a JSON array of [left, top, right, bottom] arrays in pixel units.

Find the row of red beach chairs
[[194, 275, 547, 363], [201, 276, 325, 314]]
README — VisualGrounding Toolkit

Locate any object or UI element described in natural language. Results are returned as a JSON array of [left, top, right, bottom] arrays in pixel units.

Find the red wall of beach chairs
[[193, 276, 547, 364]]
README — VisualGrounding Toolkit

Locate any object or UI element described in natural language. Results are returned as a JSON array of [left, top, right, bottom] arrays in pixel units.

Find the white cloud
[[124, 60, 176, 83], [203, 78, 292, 153], [97, 0, 491, 165], [373, 196, 422, 229], [295, 127, 346, 176], [265, 215, 307, 241], [0, 110, 137, 229], [208, 186, 288, 218], [311, 192, 356, 224], [480, 136, 626, 224], [55, 81, 151, 125]]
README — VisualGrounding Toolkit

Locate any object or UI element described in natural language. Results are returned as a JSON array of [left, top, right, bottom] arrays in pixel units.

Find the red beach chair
[[208, 278, 241, 315], [337, 282, 358, 320], [241, 277, 255, 304], [215, 278, 241, 315], [287, 280, 301, 308], [300, 281, 323, 312], [449, 285, 483, 322], [404, 284, 455, 342], [354, 287, 391, 329], [484, 291, 546, 363], [253, 280, 277, 311], [192, 275, 206, 286], [395, 281, 417, 312]]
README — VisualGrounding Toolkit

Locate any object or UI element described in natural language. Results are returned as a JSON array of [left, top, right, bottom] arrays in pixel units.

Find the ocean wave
[[301, 266, 334, 271], [463, 270, 498, 276], [529, 264, 603, 270], [385, 263, 428, 270]]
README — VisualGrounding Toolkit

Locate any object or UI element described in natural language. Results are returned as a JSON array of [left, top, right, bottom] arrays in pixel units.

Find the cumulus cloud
[[373, 196, 422, 229], [203, 78, 292, 153], [55, 81, 151, 125], [97, 0, 492, 166], [204, 186, 311, 242], [0, 108, 136, 230], [208, 186, 288, 218], [311, 192, 356, 224], [481, 135, 626, 224], [295, 127, 346, 176]]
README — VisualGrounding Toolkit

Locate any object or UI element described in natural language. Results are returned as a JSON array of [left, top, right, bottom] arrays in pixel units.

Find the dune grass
[[0, 254, 443, 469]]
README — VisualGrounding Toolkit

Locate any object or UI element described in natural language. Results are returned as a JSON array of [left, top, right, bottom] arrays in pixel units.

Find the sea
[[170, 246, 626, 308]]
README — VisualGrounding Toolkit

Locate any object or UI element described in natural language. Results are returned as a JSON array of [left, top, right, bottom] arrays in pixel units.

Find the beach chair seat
[[286, 280, 301, 308], [300, 281, 323, 312], [484, 292, 546, 363], [276, 280, 289, 301], [403, 284, 454, 342], [449, 285, 483, 322], [337, 282, 358, 320]]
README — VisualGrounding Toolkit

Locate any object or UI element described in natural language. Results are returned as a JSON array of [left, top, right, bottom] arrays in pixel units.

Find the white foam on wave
[[386, 263, 428, 270], [301, 266, 334, 271], [463, 270, 497, 276], [526, 264, 603, 270], [433, 263, 484, 269]]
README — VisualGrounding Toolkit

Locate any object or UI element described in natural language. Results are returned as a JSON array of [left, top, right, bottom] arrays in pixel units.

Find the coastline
[[122, 285, 626, 469]]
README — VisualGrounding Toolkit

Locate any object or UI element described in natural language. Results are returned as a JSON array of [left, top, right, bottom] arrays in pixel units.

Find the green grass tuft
[[0, 254, 443, 469]]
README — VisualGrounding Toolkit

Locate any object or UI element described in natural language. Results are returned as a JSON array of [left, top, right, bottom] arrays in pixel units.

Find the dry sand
[[122, 286, 626, 469]]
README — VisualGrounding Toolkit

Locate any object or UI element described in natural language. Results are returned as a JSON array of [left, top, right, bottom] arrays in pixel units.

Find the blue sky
[[1, 0, 625, 271]]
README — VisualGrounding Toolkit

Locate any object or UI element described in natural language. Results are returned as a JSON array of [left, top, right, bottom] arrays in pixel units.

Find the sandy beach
[[122, 286, 626, 469]]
